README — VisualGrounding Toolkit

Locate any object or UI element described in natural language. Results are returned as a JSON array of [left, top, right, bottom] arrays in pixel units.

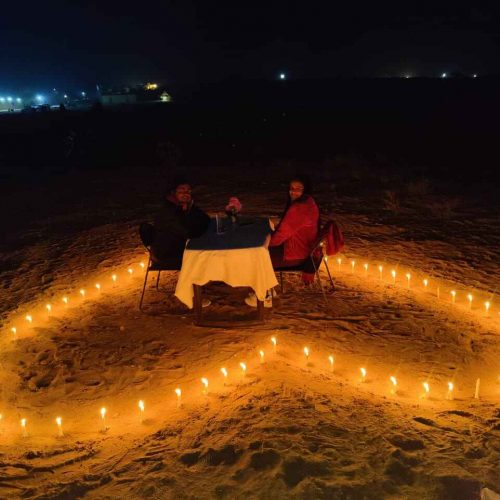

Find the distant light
[[53, 88, 57, 92], [16, 98, 22, 103], [7, 97, 12, 102], [35, 94, 44, 102], [0, 97, 4, 102], [473, 73, 477, 78], [145, 82, 158, 90], [441, 72, 447, 78], [404, 74, 411, 79], [81, 91, 86, 97], [63, 94, 68, 99], [279, 73, 286, 80]]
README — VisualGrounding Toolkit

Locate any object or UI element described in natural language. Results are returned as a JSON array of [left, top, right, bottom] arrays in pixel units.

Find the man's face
[[174, 184, 192, 205], [289, 181, 304, 201]]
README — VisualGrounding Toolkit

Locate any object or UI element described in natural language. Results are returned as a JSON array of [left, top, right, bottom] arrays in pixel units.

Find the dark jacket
[[151, 196, 210, 264], [270, 195, 319, 261]]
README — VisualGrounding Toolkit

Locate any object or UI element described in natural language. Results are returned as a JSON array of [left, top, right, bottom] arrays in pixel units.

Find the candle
[[128, 268, 133, 275], [111, 274, 117, 285], [423, 278, 428, 289], [259, 350, 265, 364], [201, 377, 209, 395], [364, 263, 368, 276], [139, 262, 145, 269], [450, 290, 456, 303], [391, 270, 396, 284], [138, 400, 145, 422], [11, 326, 17, 337], [56, 416, 63, 436], [390, 376, 398, 394], [328, 355, 334, 372], [25, 315, 32, 324], [95, 283, 101, 291], [240, 362, 247, 376], [303, 347, 310, 362], [422, 381, 430, 398], [360, 367, 367, 382], [337, 257, 342, 270], [62, 296, 68, 305], [100, 407, 107, 430], [351, 260, 356, 272], [21, 418, 27, 437], [271, 336, 277, 353], [46, 303, 52, 314], [446, 382, 454, 400], [79, 288, 85, 298], [220, 367, 228, 384], [378, 265, 383, 279], [405, 273, 411, 288], [467, 294, 473, 310], [175, 388, 182, 407], [474, 378, 480, 399], [484, 301, 490, 316]]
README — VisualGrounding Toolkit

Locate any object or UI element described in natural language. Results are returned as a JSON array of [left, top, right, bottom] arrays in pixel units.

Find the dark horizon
[[1, 2, 499, 92]]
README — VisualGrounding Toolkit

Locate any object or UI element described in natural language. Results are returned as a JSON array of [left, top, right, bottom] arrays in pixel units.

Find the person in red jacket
[[268, 176, 319, 274], [246, 176, 319, 307]]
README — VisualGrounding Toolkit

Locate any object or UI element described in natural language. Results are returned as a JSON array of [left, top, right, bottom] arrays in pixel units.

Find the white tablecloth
[[175, 244, 278, 309]]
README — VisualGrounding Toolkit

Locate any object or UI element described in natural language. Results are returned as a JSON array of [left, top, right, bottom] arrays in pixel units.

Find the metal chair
[[275, 221, 336, 300], [138, 222, 182, 310]]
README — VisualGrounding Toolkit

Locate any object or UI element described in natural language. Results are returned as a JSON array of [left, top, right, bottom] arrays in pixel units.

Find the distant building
[[100, 93, 138, 106]]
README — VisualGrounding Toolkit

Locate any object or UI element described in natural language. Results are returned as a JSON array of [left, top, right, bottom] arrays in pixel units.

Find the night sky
[[1, 1, 499, 91]]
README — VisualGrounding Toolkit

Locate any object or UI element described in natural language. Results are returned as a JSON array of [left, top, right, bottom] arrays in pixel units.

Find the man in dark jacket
[[151, 177, 210, 267]]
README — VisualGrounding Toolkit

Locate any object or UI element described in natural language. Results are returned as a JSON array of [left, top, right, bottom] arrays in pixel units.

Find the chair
[[138, 222, 182, 310], [275, 221, 336, 300]]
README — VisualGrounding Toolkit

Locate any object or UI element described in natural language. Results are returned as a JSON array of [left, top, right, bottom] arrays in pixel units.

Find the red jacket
[[270, 195, 319, 261]]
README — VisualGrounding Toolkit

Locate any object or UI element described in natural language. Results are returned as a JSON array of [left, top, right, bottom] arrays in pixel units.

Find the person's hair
[[165, 173, 192, 194], [289, 174, 313, 196]]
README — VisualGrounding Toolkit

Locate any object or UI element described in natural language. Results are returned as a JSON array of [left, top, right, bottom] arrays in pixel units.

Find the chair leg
[[323, 258, 335, 291], [279, 272, 284, 294], [312, 260, 328, 304], [139, 268, 150, 310], [156, 271, 161, 290]]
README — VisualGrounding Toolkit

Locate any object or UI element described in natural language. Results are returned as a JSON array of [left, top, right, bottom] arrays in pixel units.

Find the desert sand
[[1, 164, 499, 499]]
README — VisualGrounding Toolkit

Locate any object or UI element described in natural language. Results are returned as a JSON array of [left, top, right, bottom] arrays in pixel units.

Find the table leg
[[257, 298, 264, 322], [194, 284, 203, 324]]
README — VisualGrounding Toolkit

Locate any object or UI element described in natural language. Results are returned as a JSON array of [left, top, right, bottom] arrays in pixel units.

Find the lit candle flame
[[46, 303, 52, 313], [11, 326, 17, 336], [239, 362, 247, 375], [450, 290, 456, 303], [138, 400, 145, 412], [56, 416, 63, 436], [423, 381, 430, 397], [360, 367, 367, 381], [139, 262, 145, 269], [391, 269, 396, 283], [62, 296, 68, 305], [446, 381, 454, 400], [467, 293, 473, 309], [364, 263, 368, 275], [271, 336, 277, 353], [484, 301, 490, 314], [423, 279, 428, 288], [220, 367, 228, 378], [351, 260, 356, 271], [303, 347, 309, 359], [79, 288, 85, 297], [390, 376, 397, 387], [112, 274, 117, 282], [25, 315, 32, 323], [328, 355, 334, 372], [128, 268, 133, 275], [406, 273, 411, 288], [21, 418, 27, 437], [378, 265, 383, 279], [201, 377, 209, 394], [259, 350, 265, 363], [337, 257, 342, 269], [175, 388, 182, 407], [95, 283, 101, 290]]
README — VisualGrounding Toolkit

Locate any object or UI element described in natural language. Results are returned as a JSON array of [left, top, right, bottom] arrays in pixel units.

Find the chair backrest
[[320, 220, 344, 256], [139, 222, 155, 248]]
